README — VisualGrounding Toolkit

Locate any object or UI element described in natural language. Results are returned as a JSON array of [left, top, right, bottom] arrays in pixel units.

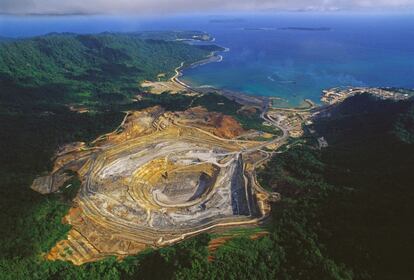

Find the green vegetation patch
[[258, 94, 414, 280], [0, 33, 214, 108]]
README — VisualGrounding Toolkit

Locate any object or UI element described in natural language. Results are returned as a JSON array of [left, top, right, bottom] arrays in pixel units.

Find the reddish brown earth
[[207, 231, 269, 262]]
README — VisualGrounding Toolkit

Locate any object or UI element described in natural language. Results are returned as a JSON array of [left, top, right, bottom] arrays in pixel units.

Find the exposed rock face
[[31, 142, 92, 194], [31, 176, 55, 194], [179, 107, 244, 139], [32, 106, 273, 265]]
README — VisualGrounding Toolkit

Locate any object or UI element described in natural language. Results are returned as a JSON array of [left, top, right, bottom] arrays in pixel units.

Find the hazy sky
[[1, 0, 414, 14]]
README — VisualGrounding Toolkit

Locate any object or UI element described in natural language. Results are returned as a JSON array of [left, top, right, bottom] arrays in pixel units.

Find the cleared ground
[[31, 105, 301, 265]]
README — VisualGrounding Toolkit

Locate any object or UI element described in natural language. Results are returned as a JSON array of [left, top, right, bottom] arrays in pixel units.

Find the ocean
[[1, 13, 414, 107]]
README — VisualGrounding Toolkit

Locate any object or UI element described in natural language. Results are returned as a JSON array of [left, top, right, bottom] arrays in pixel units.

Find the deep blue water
[[1, 13, 414, 107]]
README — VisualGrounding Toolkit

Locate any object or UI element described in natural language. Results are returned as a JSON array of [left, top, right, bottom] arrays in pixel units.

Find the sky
[[1, 0, 414, 15]]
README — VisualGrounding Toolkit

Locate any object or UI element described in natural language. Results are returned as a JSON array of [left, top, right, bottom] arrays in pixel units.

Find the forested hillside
[[258, 95, 414, 280], [0, 33, 215, 107]]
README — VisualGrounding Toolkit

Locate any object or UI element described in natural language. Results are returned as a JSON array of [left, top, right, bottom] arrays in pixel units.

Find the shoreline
[[172, 64, 268, 109], [172, 44, 316, 111], [171, 47, 270, 109]]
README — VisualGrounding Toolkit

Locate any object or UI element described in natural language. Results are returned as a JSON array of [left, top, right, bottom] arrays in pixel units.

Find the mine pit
[[32, 106, 279, 265]]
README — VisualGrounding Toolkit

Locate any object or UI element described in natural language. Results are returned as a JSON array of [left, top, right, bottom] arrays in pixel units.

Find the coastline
[[172, 56, 268, 109], [172, 44, 315, 111], [170, 44, 271, 109]]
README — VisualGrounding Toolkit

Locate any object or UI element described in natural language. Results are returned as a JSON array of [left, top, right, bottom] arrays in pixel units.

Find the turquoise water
[[181, 14, 414, 107], [1, 13, 414, 107]]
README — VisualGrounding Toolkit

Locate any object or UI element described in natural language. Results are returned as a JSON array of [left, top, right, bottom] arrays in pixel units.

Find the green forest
[[0, 33, 413, 279], [0, 32, 219, 108]]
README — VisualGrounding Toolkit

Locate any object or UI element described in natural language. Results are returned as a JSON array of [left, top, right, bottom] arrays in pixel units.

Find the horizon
[[1, 0, 414, 15], [2, 11, 414, 39], [2, 10, 414, 17]]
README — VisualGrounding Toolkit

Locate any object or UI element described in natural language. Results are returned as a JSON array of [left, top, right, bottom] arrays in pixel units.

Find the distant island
[[242, 27, 331, 32], [279, 27, 331, 31], [243, 27, 276, 31], [209, 18, 245, 24]]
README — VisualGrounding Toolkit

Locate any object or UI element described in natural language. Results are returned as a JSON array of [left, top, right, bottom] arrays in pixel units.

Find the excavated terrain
[[32, 106, 279, 265]]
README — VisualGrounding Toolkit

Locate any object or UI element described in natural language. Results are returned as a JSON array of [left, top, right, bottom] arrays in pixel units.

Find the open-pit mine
[[31, 105, 295, 265]]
